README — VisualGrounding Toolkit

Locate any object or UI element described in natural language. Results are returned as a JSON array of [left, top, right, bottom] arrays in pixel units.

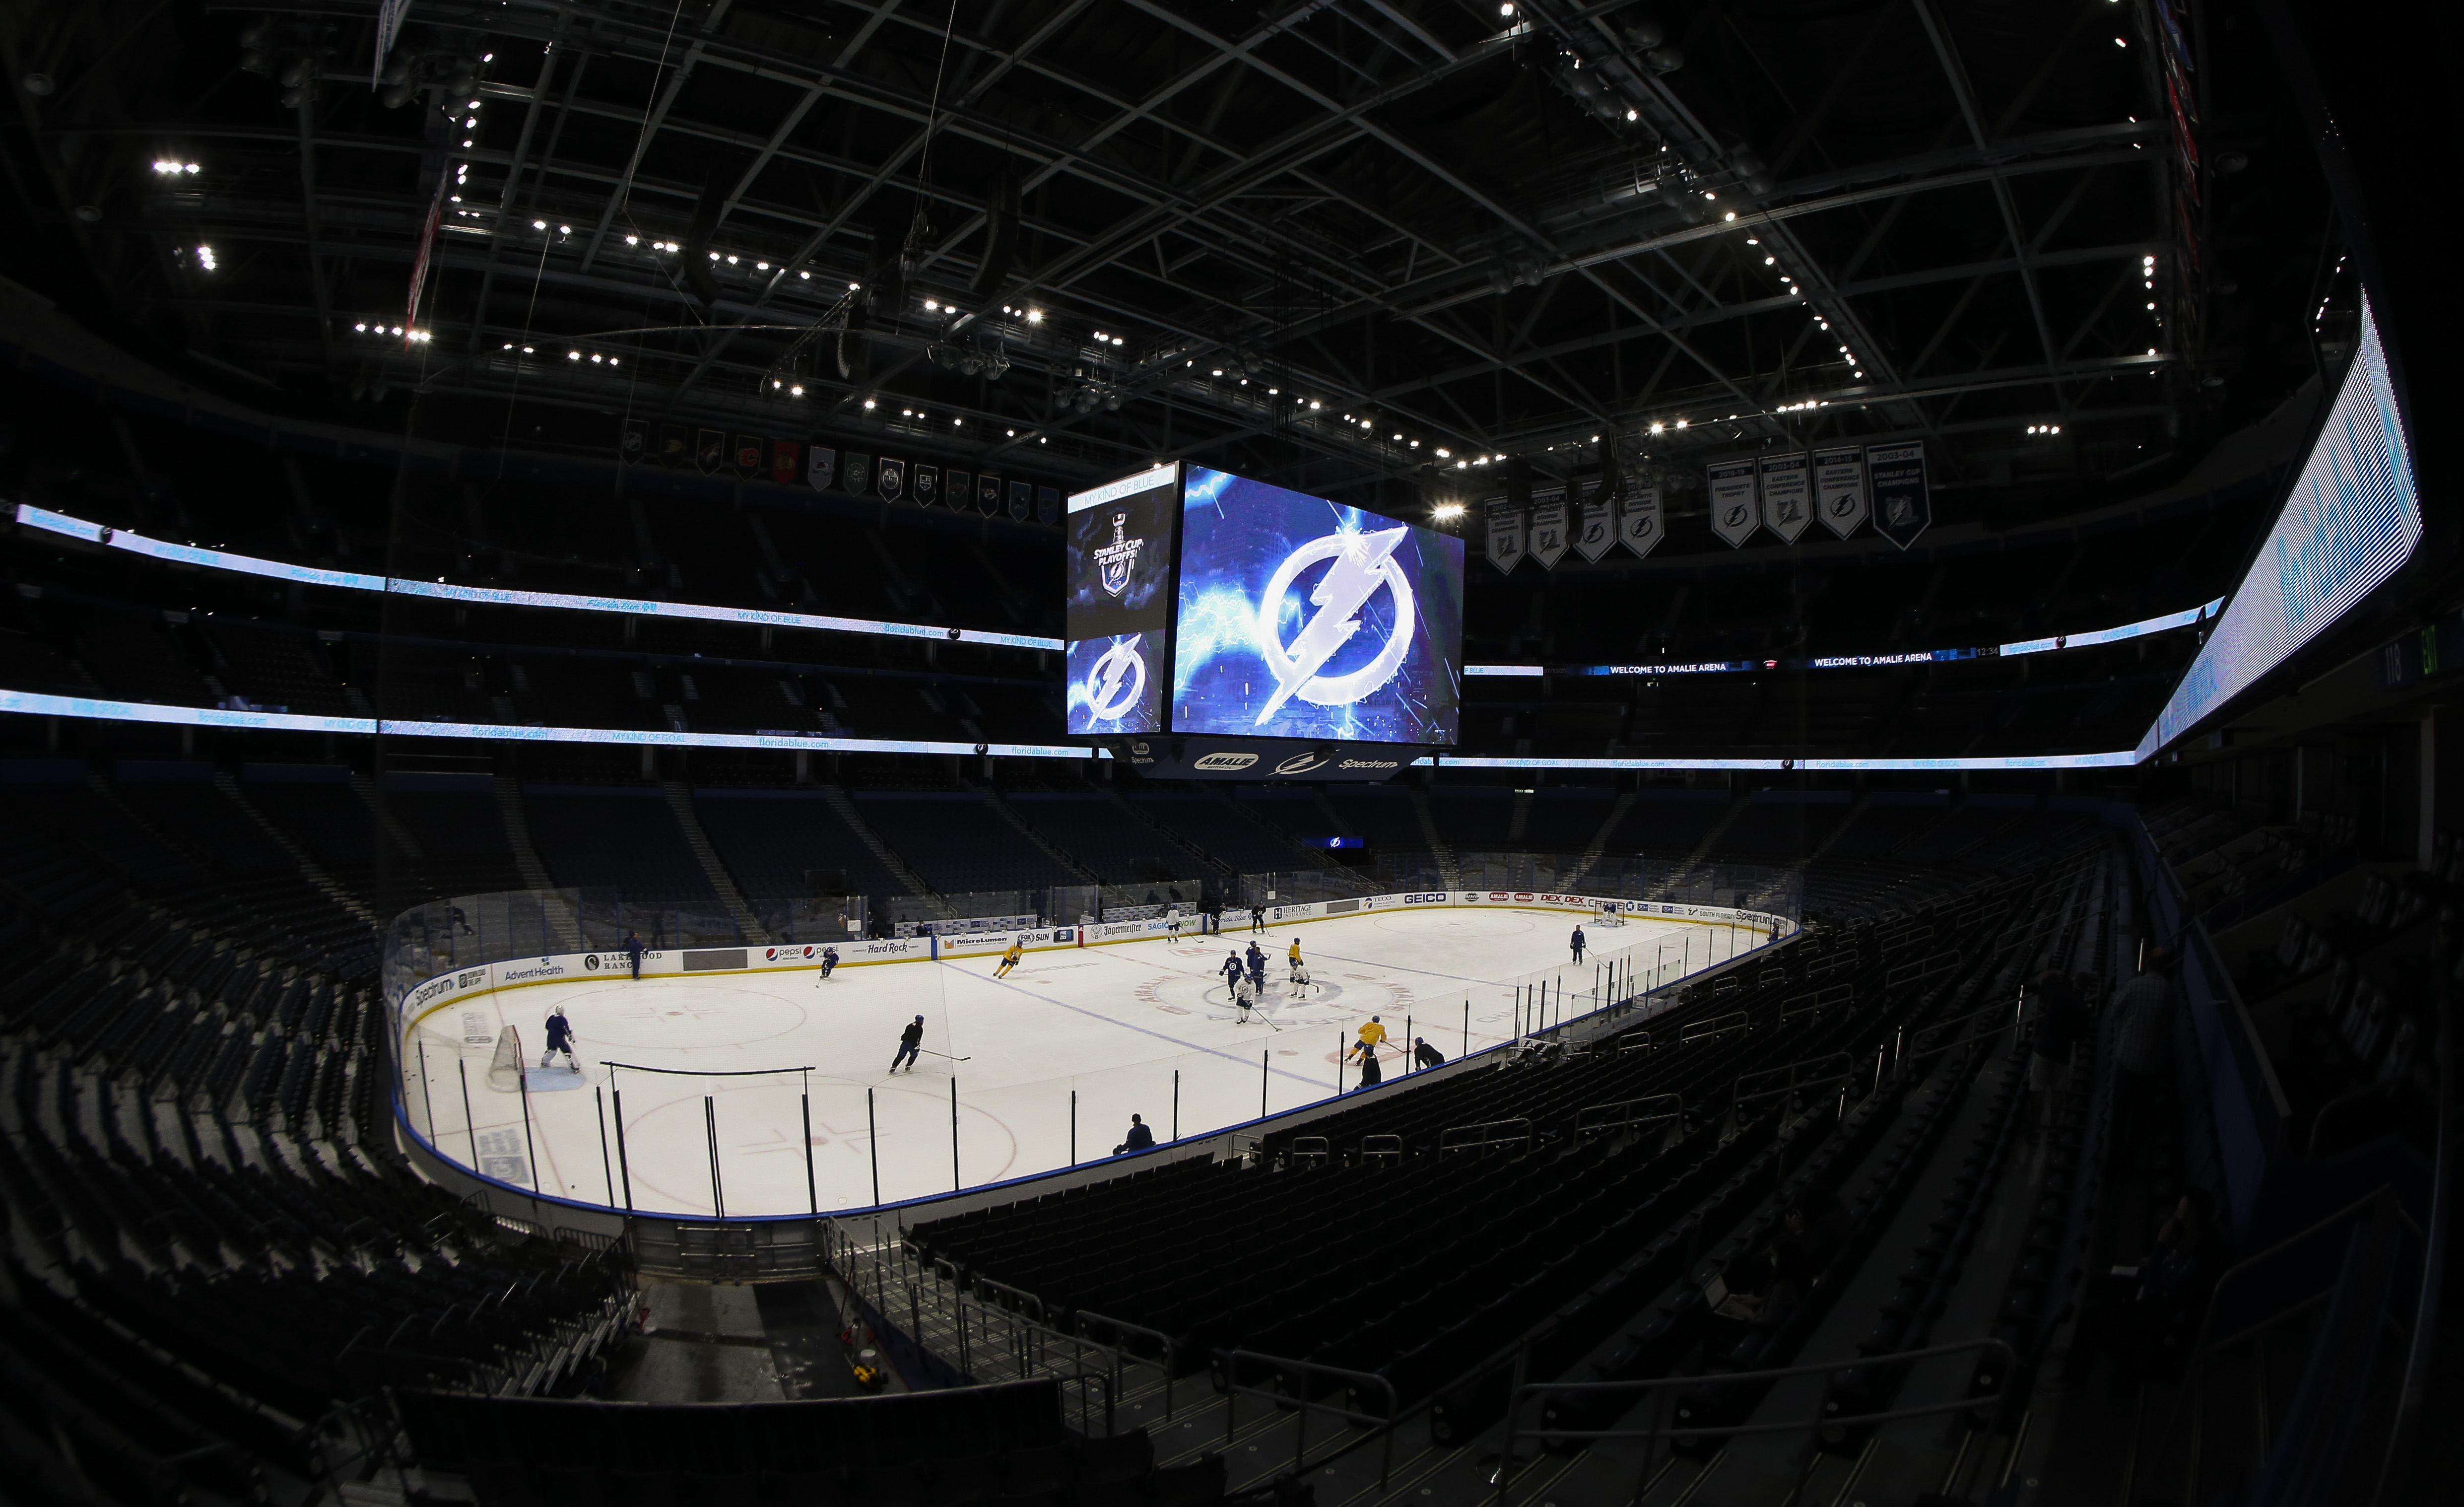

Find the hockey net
[[1592, 902, 1631, 927], [487, 1025, 524, 1092]]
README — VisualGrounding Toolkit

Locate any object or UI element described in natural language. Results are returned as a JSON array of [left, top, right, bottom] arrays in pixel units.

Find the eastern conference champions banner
[[1064, 464, 1181, 735], [1173, 466, 1465, 745]]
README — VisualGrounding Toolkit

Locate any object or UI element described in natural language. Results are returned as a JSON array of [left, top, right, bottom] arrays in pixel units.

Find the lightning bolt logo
[[1254, 526, 1416, 725], [1085, 636, 1147, 723]]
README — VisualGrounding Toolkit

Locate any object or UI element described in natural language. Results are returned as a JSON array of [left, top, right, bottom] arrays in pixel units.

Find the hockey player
[[1287, 937, 1302, 969], [1570, 924, 1587, 964], [1221, 950, 1245, 994], [1357, 1015, 1388, 1053], [1246, 948, 1267, 996], [995, 939, 1024, 978], [1287, 958, 1313, 997], [1250, 904, 1267, 934], [1346, 1036, 1383, 1089], [1414, 1036, 1446, 1070], [1233, 973, 1259, 1023], [622, 930, 644, 980], [890, 1015, 925, 1073], [538, 1006, 578, 1071], [818, 946, 839, 980], [1166, 908, 1184, 940]]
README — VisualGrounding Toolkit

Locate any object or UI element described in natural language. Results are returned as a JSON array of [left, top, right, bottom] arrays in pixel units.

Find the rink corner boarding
[[386, 890, 1797, 1235]]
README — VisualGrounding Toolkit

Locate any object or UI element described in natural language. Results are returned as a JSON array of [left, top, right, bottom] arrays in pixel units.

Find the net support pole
[[611, 1082, 634, 1209], [949, 1077, 960, 1192], [1070, 1089, 1078, 1166], [596, 1086, 615, 1206], [1173, 1069, 1180, 1141], [867, 1087, 880, 1207], [458, 1057, 478, 1167]]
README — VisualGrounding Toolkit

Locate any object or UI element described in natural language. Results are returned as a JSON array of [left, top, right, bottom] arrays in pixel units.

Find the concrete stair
[[818, 786, 951, 918], [661, 783, 770, 943]]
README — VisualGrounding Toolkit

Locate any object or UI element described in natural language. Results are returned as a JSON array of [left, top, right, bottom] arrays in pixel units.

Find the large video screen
[[1170, 466, 1465, 745], [1065, 464, 1181, 735], [2137, 291, 2421, 759]]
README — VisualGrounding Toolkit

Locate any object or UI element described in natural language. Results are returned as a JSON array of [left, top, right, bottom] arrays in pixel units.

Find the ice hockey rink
[[401, 906, 1756, 1218]]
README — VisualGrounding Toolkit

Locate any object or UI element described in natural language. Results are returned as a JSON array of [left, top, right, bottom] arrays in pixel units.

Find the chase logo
[[1194, 751, 1259, 771]]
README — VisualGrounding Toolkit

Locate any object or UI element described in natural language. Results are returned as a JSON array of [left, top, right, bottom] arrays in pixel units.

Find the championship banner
[[1618, 486, 1665, 560], [978, 474, 1003, 511], [620, 418, 649, 467], [946, 471, 970, 513], [770, 439, 799, 486], [877, 456, 906, 502], [1573, 489, 1616, 562], [1008, 479, 1032, 520], [808, 445, 837, 491], [1758, 451, 1811, 544], [696, 428, 726, 474], [1813, 447, 1867, 538], [1530, 491, 1570, 569], [1038, 487, 1060, 525], [842, 453, 872, 494], [913, 464, 940, 506], [1708, 459, 1760, 548], [733, 434, 764, 478], [1868, 442, 1932, 550], [660, 423, 691, 467], [1486, 505, 1528, 574]]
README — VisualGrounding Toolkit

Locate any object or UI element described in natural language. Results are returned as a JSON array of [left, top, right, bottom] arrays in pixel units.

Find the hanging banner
[[877, 457, 906, 502], [1708, 459, 1760, 548], [770, 439, 800, 486], [659, 423, 691, 467], [1618, 486, 1665, 560], [733, 434, 764, 478], [1813, 447, 1867, 539], [807, 446, 837, 491], [696, 429, 726, 474], [1868, 442, 1932, 550], [1007, 479, 1032, 520], [1759, 451, 1811, 544], [375, 0, 414, 84], [945, 471, 971, 513], [1573, 489, 1617, 562], [1487, 506, 1528, 574], [1530, 491, 1571, 569], [842, 453, 872, 495], [620, 418, 649, 467], [977, 474, 1003, 512], [403, 170, 445, 347], [1037, 487, 1060, 525], [913, 464, 940, 506]]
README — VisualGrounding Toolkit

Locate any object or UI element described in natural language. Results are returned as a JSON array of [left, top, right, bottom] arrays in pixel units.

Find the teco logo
[[1194, 751, 1260, 771]]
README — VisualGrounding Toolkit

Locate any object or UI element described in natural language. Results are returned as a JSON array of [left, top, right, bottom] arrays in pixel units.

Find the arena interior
[[0, 2, 2456, 1505]]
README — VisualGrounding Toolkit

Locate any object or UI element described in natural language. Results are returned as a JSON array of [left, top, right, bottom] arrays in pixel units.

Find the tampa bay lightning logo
[[1086, 636, 1147, 722], [1094, 511, 1144, 597], [1254, 527, 1416, 724]]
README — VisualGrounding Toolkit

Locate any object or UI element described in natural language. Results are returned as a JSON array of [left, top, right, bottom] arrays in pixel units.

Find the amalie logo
[[1193, 751, 1259, 771]]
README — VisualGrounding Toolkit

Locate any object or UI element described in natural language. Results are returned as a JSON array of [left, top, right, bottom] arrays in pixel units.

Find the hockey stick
[[918, 1048, 974, 1061]]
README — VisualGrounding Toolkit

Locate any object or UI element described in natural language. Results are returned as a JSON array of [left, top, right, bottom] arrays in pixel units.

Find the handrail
[[1679, 1011, 1749, 1044], [1780, 982, 1854, 1021], [1359, 1133, 1404, 1164], [973, 1274, 1047, 1323], [1076, 1308, 1180, 1420], [1885, 950, 1961, 987], [1732, 1052, 1854, 1113], [1496, 1337, 2014, 1507], [1438, 1117, 1533, 1153], [1573, 1093, 1681, 1137], [1221, 1348, 1399, 1490]]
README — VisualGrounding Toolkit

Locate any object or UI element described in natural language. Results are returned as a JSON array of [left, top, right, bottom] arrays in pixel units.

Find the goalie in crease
[[538, 1006, 578, 1072]]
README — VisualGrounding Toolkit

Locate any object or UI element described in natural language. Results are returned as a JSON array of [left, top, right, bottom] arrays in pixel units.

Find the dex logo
[[1254, 526, 1415, 723], [1094, 511, 1145, 596], [1086, 636, 1147, 722]]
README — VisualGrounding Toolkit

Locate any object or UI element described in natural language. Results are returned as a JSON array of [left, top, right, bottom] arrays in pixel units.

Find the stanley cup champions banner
[[1758, 451, 1810, 544], [1619, 485, 1665, 559], [1528, 491, 1571, 569], [1487, 505, 1528, 574], [1707, 459, 1760, 548], [1573, 486, 1617, 562], [1868, 442, 1932, 550], [1813, 446, 1866, 538]]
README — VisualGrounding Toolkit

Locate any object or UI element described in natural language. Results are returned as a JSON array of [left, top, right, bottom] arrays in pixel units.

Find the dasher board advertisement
[[1065, 464, 1182, 735]]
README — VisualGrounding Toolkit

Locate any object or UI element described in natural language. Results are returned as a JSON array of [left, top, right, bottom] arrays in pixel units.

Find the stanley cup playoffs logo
[[1094, 511, 1145, 597]]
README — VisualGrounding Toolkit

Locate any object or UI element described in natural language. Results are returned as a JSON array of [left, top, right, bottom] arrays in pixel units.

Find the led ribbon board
[[2137, 291, 2422, 759]]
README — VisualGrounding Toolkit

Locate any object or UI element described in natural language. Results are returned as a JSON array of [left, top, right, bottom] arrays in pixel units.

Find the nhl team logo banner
[[1813, 447, 1867, 538], [1758, 451, 1811, 544], [733, 434, 764, 477], [620, 418, 649, 466], [913, 464, 940, 506], [945, 471, 971, 514], [1008, 479, 1032, 520], [1486, 505, 1528, 574], [660, 423, 691, 468], [1037, 486, 1059, 524], [978, 474, 1003, 511], [1707, 459, 1760, 547], [842, 452, 872, 494], [695, 428, 726, 474], [771, 439, 800, 486], [1573, 488, 1616, 563], [1530, 491, 1570, 569], [1618, 486, 1665, 559], [1867, 442, 1931, 550], [877, 456, 906, 502], [808, 445, 837, 491]]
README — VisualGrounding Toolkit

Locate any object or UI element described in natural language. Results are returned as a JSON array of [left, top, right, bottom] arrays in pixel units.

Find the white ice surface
[[404, 909, 1747, 1217]]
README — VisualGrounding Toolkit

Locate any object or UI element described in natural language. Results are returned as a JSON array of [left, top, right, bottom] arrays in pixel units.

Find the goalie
[[537, 1006, 579, 1073]]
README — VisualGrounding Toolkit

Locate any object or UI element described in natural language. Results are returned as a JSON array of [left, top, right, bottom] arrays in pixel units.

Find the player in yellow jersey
[[1357, 1015, 1386, 1050], [995, 939, 1023, 978]]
